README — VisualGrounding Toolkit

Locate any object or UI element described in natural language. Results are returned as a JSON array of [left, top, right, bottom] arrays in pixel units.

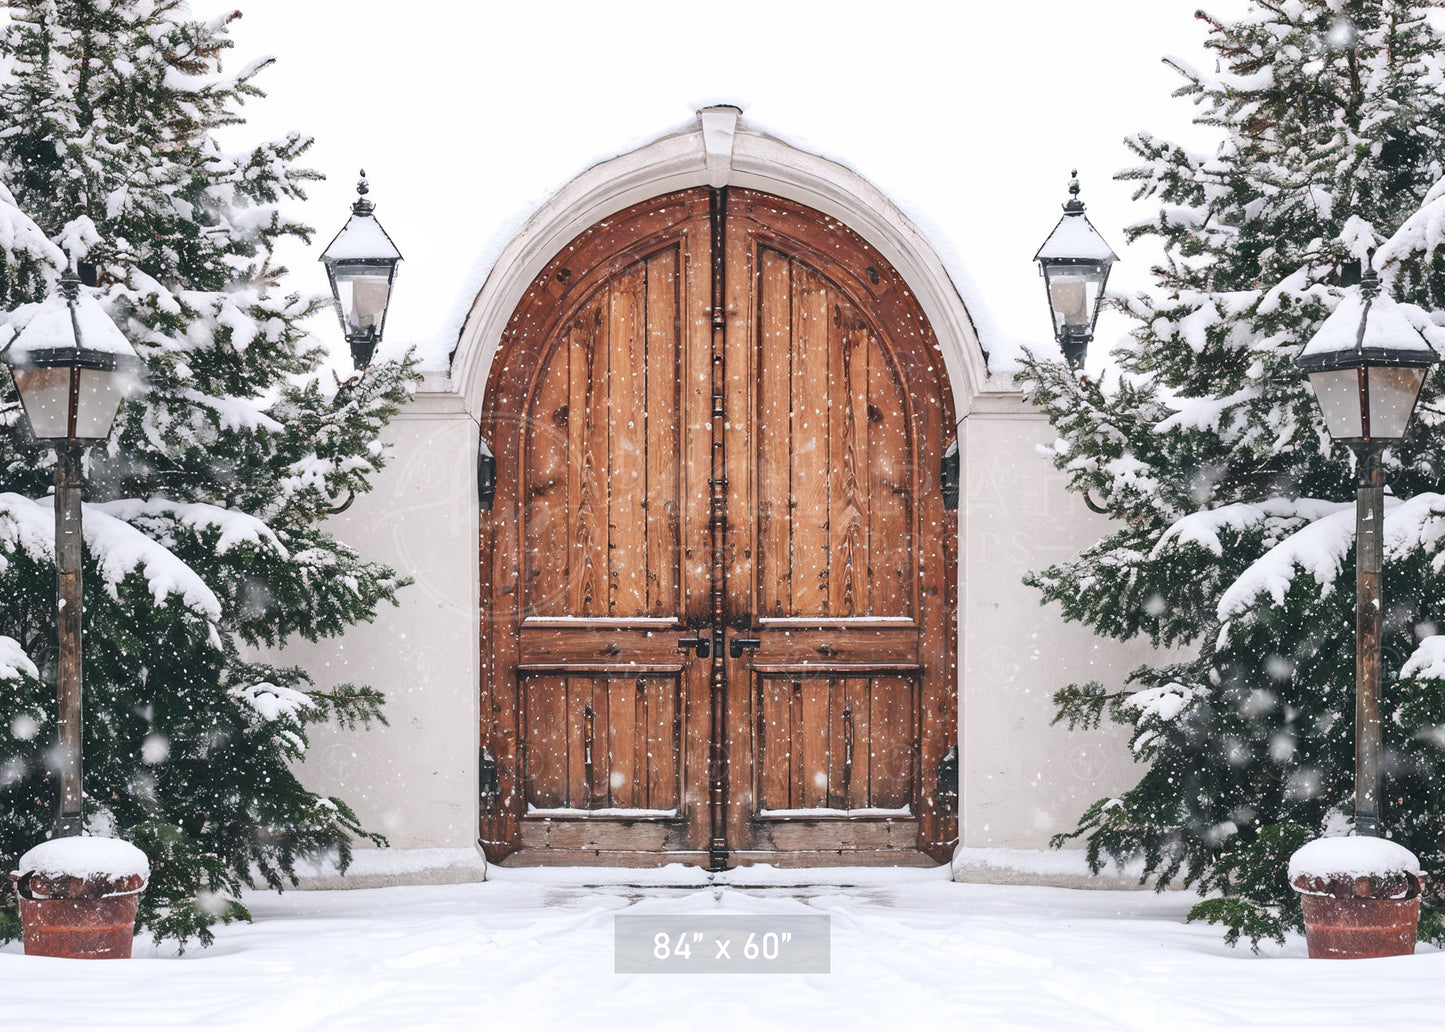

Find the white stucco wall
[[285, 383, 481, 855], [957, 396, 1147, 852]]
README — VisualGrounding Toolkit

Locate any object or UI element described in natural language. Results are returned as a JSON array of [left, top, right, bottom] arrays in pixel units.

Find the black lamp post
[[1295, 263, 1439, 836], [320, 171, 402, 370], [1034, 171, 1118, 370], [1, 268, 141, 837]]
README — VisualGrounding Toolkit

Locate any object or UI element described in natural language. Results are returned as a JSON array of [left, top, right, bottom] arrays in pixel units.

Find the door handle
[[729, 636, 762, 659], [677, 635, 711, 659]]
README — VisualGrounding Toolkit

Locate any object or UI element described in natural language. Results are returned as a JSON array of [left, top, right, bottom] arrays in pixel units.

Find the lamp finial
[[1064, 170, 1085, 213], [352, 170, 375, 216]]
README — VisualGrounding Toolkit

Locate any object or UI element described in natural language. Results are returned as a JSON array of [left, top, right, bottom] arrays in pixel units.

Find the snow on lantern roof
[[1296, 274, 1437, 371], [3, 280, 139, 367], [321, 208, 402, 263], [1033, 209, 1119, 264], [321, 173, 402, 265]]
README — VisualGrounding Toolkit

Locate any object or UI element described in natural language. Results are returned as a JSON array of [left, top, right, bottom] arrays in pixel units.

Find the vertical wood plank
[[870, 676, 915, 810], [790, 679, 805, 810], [791, 264, 831, 617], [524, 342, 570, 616], [757, 677, 790, 811], [591, 678, 610, 810], [847, 677, 872, 811], [757, 248, 793, 619], [830, 316, 869, 617], [649, 676, 681, 811], [679, 209, 714, 851], [480, 396, 523, 853], [608, 676, 637, 809], [800, 676, 831, 808], [523, 677, 569, 810], [827, 678, 848, 810], [632, 676, 648, 810], [609, 265, 648, 616], [565, 676, 588, 809], [868, 339, 912, 618], [644, 249, 681, 618], [569, 304, 606, 617]]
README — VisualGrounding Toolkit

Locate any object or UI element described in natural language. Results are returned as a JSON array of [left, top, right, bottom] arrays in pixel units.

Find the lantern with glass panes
[[1033, 172, 1118, 370], [1296, 265, 1437, 449], [1295, 262, 1439, 837], [0, 268, 142, 836], [320, 171, 402, 370]]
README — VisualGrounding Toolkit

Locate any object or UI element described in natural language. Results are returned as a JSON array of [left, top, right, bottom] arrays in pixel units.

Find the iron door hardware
[[677, 635, 711, 659], [583, 704, 596, 795], [479, 747, 500, 813], [729, 636, 762, 659], [477, 438, 496, 511], [935, 744, 959, 814]]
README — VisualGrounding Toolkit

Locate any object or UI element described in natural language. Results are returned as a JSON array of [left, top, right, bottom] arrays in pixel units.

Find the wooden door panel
[[481, 190, 713, 863], [521, 672, 682, 814], [525, 250, 684, 620], [724, 189, 953, 859], [752, 247, 914, 621], [753, 672, 917, 814]]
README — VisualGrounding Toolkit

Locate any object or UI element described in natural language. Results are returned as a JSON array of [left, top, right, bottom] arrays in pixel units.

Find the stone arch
[[450, 106, 993, 420]]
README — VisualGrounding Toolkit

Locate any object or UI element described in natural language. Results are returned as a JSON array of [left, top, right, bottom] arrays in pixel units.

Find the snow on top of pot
[[1288, 836, 1421, 881], [16, 836, 150, 880]]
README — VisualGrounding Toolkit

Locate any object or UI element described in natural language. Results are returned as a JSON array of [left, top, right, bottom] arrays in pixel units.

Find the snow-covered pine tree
[[1017, 0, 1445, 947], [0, 1, 417, 947]]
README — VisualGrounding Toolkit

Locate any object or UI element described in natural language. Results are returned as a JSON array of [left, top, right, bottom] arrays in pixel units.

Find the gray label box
[[615, 915, 830, 974]]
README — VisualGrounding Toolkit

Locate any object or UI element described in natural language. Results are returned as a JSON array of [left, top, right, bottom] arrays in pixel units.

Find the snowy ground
[[3, 864, 1443, 1031]]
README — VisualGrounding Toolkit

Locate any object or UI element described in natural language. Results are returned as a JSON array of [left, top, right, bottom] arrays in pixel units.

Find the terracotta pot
[[1292, 867, 1423, 960], [1299, 891, 1420, 959], [16, 870, 146, 960]]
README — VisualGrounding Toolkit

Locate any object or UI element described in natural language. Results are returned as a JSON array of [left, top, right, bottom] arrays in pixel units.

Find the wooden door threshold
[[491, 848, 943, 870]]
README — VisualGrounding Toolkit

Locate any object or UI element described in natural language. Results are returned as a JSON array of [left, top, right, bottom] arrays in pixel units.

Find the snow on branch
[[78, 501, 224, 619], [1400, 636, 1445, 682], [1376, 174, 1445, 271], [0, 634, 39, 682], [1217, 493, 1445, 638], [1154, 497, 1347, 560], [96, 498, 289, 559], [1217, 504, 1361, 623], [0, 182, 65, 272], [228, 681, 314, 725]]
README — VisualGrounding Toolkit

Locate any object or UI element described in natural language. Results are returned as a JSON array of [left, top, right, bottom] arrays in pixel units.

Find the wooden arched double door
[[479, 188, 957, 867]]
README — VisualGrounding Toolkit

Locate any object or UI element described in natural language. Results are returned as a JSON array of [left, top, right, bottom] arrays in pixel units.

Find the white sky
[[212, 0, 1252, 375]]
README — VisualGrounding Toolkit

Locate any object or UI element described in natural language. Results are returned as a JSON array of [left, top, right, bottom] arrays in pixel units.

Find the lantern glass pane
[[1045, 264, 1106, 336], [1365, 365, 1427, 441], [72, 366, 130, 440], [334, 266, 392, 338], [10, 366, 74, 440], [1307, 368, 1365, 440]]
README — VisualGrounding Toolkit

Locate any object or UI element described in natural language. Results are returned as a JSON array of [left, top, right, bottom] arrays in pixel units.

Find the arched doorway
[[478, 187, 957, 867]]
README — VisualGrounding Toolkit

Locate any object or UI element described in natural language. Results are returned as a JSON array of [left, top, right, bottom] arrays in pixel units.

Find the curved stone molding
[[450, 107, 1001, 419]]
